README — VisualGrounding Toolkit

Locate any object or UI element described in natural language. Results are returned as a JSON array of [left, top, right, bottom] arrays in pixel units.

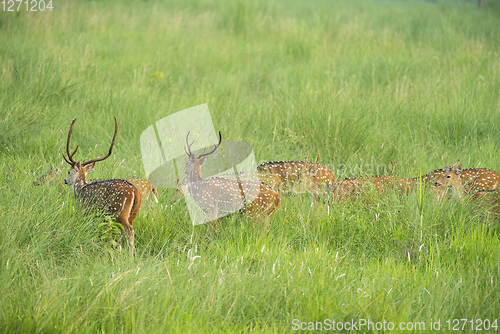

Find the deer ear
[[199, 157, 206, 166], [85, 162, 95, 173], [455, 165, 463, 174]]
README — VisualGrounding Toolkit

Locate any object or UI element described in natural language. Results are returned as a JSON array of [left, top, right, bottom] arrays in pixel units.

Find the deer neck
[[184, 165, 206, 201], [72, 173, 90, 197], [185, 164, 204, 184]]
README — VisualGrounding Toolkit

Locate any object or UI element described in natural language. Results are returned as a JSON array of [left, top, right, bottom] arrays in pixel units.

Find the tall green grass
[[1, 0, 499, 332]]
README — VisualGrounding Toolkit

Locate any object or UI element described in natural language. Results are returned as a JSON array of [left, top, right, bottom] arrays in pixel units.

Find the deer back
[[217, 171, 282, 191], [460, 168, 500, 191], [77, 179, 142, 216], [241, 181, 281, 219], [257, 160, 335, 193], [311, 165, 336, 185], [185, 176, 268, 219]]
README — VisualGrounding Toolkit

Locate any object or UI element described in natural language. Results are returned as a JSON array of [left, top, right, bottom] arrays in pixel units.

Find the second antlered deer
[[63, 117, 142, 256], [182, 131, 280, 227]]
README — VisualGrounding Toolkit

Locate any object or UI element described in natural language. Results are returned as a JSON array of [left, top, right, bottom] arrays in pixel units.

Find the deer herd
[[33, 117, 500, 255]]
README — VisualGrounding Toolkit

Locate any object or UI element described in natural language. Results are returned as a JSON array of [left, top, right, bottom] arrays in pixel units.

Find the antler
[[62, 118, 79, 165], [185, 131, 194, 156], [184, 131, 222, 158], [315, 150, 320, 164], [197, 131, 222, 159], [81, 117, 118, 166]]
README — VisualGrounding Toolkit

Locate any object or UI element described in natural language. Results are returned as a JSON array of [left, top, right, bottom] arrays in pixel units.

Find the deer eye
[[446, 175, 451, 178]]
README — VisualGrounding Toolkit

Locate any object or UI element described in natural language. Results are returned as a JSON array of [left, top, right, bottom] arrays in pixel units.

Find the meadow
[[1, 0, 499, 332]]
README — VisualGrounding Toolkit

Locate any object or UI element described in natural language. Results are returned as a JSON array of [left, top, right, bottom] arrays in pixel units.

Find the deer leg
[[128, 226, 135, 257], [128, 190, 142, 224], [116, 215, 134, 256], [120, 222, 134, 257], [119, 193, 140, 257], [205, 197, 218, 230]]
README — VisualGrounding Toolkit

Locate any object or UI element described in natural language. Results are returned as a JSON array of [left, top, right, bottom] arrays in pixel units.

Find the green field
[[1, 0, 500, 332]]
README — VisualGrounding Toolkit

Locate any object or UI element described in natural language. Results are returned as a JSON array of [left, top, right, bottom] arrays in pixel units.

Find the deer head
[[434, 161, 462, 188], [63, 117, 118, 192], [184, 131, 222, 184]]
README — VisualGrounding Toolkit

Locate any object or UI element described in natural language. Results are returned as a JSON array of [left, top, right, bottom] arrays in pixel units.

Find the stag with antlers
[[182, 131, 280, 228], [63, 117, 142, 256]]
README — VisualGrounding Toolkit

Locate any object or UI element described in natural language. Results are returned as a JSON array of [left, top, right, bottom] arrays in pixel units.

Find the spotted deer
[[393, 168, 448, 196], [33, 166, 64, 186], [303, 164, 473, 203], [81, 177, 158, 203], [350, 164, 455, 198], [304, 175, 405, 204], [434, 161, 500, 198], [257, 152, 336, 193], [216, 171, 282, 191], [298, 161, 442, 203], [126, 177, 159, 203], [183, 131, 280, 228], [411, 169, 447, 186], [63, 117, 142, 256]]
